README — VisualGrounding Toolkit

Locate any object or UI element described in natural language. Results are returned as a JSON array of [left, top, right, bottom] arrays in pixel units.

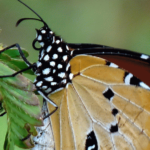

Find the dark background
[[1, 0, 150, 149]]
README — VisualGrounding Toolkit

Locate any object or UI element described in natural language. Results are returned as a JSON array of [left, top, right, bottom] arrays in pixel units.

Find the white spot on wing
[[53, 69, 56, 73], [87, 145, 95, 150], [141, 54, 149, 60], [124, 73, 133, 85], [109, 63, 118, 68], [140, 82, 150, 90], [42, 68, 51, 75]]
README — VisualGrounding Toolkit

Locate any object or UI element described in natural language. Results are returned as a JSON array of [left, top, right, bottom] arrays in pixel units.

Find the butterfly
[[1, 0, 150, 149]]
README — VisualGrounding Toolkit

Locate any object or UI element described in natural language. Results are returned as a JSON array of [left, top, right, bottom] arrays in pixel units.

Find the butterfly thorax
[[33, 27, 74, 94]]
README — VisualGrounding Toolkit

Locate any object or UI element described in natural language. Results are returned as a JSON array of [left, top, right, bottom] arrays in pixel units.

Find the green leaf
[[2, 49, 29, 59], [0, 45, 34, 75], [0, 60, 43, 149]]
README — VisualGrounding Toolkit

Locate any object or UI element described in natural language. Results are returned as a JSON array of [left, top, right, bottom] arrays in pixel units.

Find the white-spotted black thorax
[[33, 26, 74, 94]]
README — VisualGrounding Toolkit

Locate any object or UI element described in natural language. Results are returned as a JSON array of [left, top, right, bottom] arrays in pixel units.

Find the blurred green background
[[0, 0, 150, 150]]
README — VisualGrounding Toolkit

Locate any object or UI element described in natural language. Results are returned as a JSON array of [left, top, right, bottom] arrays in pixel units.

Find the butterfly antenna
[[16, 0, 48, 27]]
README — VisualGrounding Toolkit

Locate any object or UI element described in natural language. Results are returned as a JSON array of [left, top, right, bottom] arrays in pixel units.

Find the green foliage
[[0, 45, 33, 75], [0, 44, 43, 150]]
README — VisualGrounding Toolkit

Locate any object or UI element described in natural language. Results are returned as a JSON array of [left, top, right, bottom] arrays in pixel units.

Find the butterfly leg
[[0, 43, 31, 66], [0, 43, 37, 78], [0, 64, 36, 78], [37, 90, 58, 119], [0, 112, 6, 117]]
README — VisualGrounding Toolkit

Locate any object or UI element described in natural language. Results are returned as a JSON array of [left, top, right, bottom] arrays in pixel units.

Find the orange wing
[[48, 55, 150, 150]]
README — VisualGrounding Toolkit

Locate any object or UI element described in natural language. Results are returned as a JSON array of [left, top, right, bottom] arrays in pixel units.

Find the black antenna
[[16, 0, 49, 27]]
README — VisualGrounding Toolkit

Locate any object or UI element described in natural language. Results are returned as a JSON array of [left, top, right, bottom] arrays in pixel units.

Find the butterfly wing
[[48, 55, 150, 150], [68, 43, 150, 86], [98, 55, 150, 87]]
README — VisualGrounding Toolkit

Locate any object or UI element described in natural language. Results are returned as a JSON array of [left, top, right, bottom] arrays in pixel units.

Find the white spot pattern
[[41, 85, 48, 90], [42, 68, 51, 75], [50, 31, 53, 34], [36, 81, 43, 87], [87, 145, 95, 150], [40, 42, 44, 47], [141, 54, 149, 60], [40, 50, 45, 60], [58, 72, 66, 78], [57, 47, 63, 52], [124, 73, 133, 85], [44, 76, 53, 82], [45, 88, 52, 93], [51, 82, 57, 86], [57, 64, 63, 69], [61, 79, 67, 84], [66, 45, 69, 50], [52, 54, 58, 59], [56, 40, 60, 44], [44, 54, 50, 61], [69, 73, 74, 80], [37, 61, 42, 67], [52, 36, 55, 43], [63, 55, 68, 61], [140, 82, 150, 90], [41, 30, 46, 34], [47, 45, 52, 53], [109, 63, 118, 68], [66, 63, 70, 71], [37, 35, 42, 41], [50, 61, 55, 67]]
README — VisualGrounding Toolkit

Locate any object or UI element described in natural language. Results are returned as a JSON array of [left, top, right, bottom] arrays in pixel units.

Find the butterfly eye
[[44, 33, 53, 43]]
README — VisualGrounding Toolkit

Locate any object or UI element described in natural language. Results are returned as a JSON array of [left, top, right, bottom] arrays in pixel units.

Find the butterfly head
[[33, 26, 55, 50], [16, 0, 55, 51]]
